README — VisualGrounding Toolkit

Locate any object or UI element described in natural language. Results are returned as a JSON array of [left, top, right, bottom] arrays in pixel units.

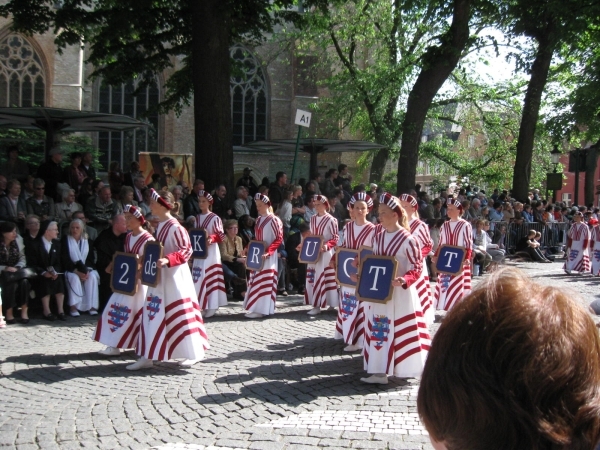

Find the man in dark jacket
[[269, 171, 287, 211], [183, 179, 204, 219], [36, 147, 64, 201]]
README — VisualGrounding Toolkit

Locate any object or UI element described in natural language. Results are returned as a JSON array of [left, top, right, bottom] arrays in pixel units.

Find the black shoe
[[19, 318, 30, 324], [6, 318, 16, 325], [297, 288, 305, 295], [43, 313, 56, 321], [57, 313, 67, 321]]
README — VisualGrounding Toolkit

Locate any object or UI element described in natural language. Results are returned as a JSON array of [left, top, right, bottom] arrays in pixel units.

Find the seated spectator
[[132, 175, 145, 203], [145, 214, 160, 235], [54, 188, 83, 221], [22, 215, 41, 247], [304, 195, 317, 223], [149, 173, 162, 190], [0, 145, 29, 183], [473, 219, 492, 274], [72, 211, 97, 241], [522, 204, 534, 222], [233, 186, 250, 219], [108, 161, 124, 198], [20, 175, 34, 202], [218, 219, 247, 300], [77, 177, 94, 206], [461, 200, 475, 222], [418, 267, 600, 450], [488, 202, 504, 221], [483, 220, 505, 264], [170, 185, 184, 221], [501, 202, 514, 222], [491, 223, 508, 254], [26, 178, 55, 221], [238, 214, 255, 248], [291, 185, 305, 217], [80, 152, 96, 182], [515, 229, 552, 263], [62, 219, 100, 316], [85, 186, 118, 232], [62, 152, 86, 193], [285, 222, 310, 294], [123, 161, 142, 188], [25, 220, 66, 321], [0, 221, 30, 323], [115, 186, 137, 214], [0, 179, 27, 232], [139, 188, 151, 216]]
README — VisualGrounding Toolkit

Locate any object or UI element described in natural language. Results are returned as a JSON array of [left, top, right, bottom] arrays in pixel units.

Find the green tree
[[0, 0, 300, 190]]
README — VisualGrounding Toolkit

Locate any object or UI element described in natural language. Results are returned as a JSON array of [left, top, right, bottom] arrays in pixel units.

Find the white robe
[[64, 236, 99, 312]]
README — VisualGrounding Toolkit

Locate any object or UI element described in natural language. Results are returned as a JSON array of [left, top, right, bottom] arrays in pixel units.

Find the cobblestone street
[[1, 261, 598, 450]]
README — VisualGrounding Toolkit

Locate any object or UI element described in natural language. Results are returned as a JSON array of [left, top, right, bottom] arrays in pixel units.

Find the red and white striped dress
[[93, 230, 154, 349], [409, 218, 434, 325], [192, 212, 227, 311], [305, 213, 339, 308], [564, 222, 590, 273], [334, 221, 375, 347], [363, 228, 430, 377], [434, 219, 473, 312], [590, 226, 600, 276], [243, 214, 283, 316], [137, 218, 209, 361]]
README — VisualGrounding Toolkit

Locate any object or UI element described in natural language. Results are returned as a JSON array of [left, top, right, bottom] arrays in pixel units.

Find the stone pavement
[[1, 260, 598, 450]]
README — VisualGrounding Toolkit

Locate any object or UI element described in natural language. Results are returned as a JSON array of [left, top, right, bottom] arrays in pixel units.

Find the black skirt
[[31, 274, 65, 297], [0, 277, 30, 310]]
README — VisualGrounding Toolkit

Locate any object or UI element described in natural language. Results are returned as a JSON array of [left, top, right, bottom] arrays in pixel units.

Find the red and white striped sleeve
[[210, 215, 225, 244], [326, 216, 338, 250], [166, 223, 193, 267], [342, 221, 351, 248], [463, 222, 473, 260], [415, 221, 433, 257], [402, 235, 422, 289], [265, 216, 284, 256]]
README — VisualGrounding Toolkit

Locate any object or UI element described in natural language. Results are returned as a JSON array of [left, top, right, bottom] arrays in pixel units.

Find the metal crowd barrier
[[489, 221, 569, 253]]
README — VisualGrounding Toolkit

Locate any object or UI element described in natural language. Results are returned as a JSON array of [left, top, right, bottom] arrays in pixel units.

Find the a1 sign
[[294, 109, 312, 128], [356, 255, 397, 304], [246, 240, 266, 271], [110, 252, 139, 296], [141, 241, 164, 287], [435, 245, 467, 276], [189, 229, 208, 259]]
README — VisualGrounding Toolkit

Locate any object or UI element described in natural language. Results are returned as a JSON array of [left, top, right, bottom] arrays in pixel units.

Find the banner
[[139, 152, 193, 189]]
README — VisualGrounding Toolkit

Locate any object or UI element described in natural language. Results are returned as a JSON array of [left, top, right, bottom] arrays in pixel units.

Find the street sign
[[294, 109, 312, 128]]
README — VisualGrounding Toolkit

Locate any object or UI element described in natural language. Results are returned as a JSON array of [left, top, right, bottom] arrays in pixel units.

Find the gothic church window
[[0, 34, 45, 107], [230, 45, 267, 145], [97, 79, 159, 170]]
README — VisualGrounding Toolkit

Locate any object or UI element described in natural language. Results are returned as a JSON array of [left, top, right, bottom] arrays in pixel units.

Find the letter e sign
[[435, 245, 466, 275]]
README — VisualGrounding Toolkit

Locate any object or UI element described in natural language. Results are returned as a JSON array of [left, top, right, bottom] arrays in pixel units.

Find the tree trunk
[[369, 148, 390, 184], [511, 33, 555, 202], [192, 0, 234, 192], [585, 146, 598, 207], [396, 0, 471, 195]]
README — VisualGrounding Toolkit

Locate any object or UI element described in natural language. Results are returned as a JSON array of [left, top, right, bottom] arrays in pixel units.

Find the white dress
[[304, 214, 339, 308], [363, 228, 430, 377], [334, 221, 375, 347], [192, 212, 227, 311], [591, 226, 600, 276], [93, 231, 154, 349], [137, 218, 209, 361], [434, 219, 473, 312], [243, 214, 283, 316], [409, 218, 434, 325], [564, 222, 590, 273], [64, 236, 100, 312]]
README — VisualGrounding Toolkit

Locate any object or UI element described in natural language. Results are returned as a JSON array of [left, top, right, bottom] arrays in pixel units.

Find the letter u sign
[[299, 236, 324, 264]]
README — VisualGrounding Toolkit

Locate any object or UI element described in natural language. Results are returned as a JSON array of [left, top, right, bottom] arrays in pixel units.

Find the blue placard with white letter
[[356, 255, 397, 303], [246, 240, 266, 271], [110, 252, 139, 296], [299, 235, 324, 264], [335, 248, 358, 287], [141, 241, 164, 287], [435, 245, 466, 275], [189, 228, 208, 259]]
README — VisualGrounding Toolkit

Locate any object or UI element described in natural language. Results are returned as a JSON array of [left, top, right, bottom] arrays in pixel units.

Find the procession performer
[[433, 197, 473, 312], [334, 193, 375, 351], [304, 195, 339, 315], [192, 190, 227, 318], [590, 219, 600, 276], [128, 189, 209, 370], [94, 205, 154, 355], [361, 193, 430, 385], [243, 193, 283, 319], [399, 194, 434, 325], [564, 211, 590, 275]]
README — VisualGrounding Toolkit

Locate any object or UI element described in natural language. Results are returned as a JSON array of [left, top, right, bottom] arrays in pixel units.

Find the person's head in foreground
[[418, 267, 600, 450]]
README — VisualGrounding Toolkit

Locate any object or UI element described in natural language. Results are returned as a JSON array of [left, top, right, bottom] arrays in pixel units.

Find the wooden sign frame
[[358, 245, 374, 269], [335, 248, 359, 287], [246, 240, 267, 271], [435, 244, 467, 276], [299, 235, 324, 264], [189, 228, 208, 259], [110, 252, 140, 296], [356, 255, 398, 304], [141, 241, 164, 287]]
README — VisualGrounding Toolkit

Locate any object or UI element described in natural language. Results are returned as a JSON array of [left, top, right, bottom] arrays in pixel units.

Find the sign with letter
[[299, 235, 324, 264], [246, 240, 266, 271], [356, 255, 397, 304], [294, 109, 312, 128], [141, 241, 164, 287], [335, 248, 358, 287], [110, 252, 139, 296], [189, 228, 208, 259], [358, 246, 374, 268], [435, 245, 467, 276]]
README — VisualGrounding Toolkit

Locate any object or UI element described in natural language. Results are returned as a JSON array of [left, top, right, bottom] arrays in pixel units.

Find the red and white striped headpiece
[[379, 193, 403, 216], [124, 204, 145, 225], [313, 194, 330, 208], [447, 197, 463, 210], [399, 194, 418, 208], [198, 190, 213, 204], [150, 188, 173, 210], [254, 193, 271, 207], [349, 192, 373, 211]]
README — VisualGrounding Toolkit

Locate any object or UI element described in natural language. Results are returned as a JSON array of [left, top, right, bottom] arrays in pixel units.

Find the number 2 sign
[[110, 252, 140, 296]]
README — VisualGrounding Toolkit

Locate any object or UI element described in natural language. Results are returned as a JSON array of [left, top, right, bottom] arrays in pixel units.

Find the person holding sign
[[564, 211, 590, 275], [334, 192, 376, 351], [433, 197, 473, 312], [128, 189, 209, 370], [399, 194, 434, 326], [94, 205, 154, 356], [590, 219, 600, 276], [191, 190, 227, 318], [243, 193, 283, 319], [304, 195, 339, 315], [361, 193, 430, 385]]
